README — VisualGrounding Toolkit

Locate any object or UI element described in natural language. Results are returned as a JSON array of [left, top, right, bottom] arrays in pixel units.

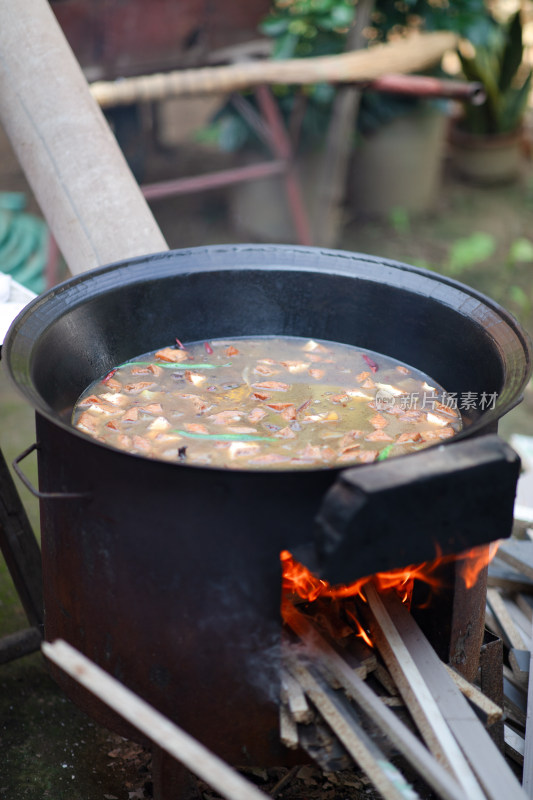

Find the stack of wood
[[46, 525, 533, 800], [484, 522, 533, 783], [280, 562, 529, 800]]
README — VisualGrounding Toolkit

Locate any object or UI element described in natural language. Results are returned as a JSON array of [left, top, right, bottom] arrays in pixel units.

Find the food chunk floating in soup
[[72, 336, 462, 469]]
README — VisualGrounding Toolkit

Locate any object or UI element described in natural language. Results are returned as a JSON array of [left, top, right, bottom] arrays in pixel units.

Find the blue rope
[[0, 193, 48, 294]]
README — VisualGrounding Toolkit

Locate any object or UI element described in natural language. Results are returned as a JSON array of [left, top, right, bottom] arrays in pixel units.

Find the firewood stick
[[507, 602, 533, 651], [509, 649, 530, 684], [443, 664, 503, 727], [42, 640, 271, 800], [281, 602, 367, 680], [363, 583, 485, 800], [516, 593, 533, 623], [380, 696, 404, 707], [497, 540, 533, 582], [504, 664, 529, 693], [285, 654, 419, 800], [506, 725, 526, 766], [521, 618, 533, 794], [0, 0, 168, 276], [373, 662, 399, 696], [279, 704, 299, 750], [487, 588, 528, 651], [488, 561, 533, 592], [280, 668, 313, 724], [366, 584, 528, 800], [283, 604, 469, 800]]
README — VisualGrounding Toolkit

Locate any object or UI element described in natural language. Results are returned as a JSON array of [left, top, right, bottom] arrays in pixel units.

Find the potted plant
[[347, 0, 498, 216], [449, 10, 532, 184], [207, 0, 500, 235]]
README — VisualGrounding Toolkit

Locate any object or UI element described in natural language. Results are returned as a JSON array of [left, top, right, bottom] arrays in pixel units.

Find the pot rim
[[3, 244, 532, 473]]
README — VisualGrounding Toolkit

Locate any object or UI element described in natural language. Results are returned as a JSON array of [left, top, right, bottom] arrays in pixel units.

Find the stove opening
[[280, 543, 499, 655]]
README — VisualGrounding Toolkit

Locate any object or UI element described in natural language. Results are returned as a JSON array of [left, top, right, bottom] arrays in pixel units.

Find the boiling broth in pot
[[72, 336, 462, 469]]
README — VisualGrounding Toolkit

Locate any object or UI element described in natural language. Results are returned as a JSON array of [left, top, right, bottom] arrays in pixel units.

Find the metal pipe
[[363, 74, 486, 104]]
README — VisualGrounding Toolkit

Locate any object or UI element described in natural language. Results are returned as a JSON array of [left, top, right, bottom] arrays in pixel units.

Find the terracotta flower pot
[[448, 122, 524, 185]]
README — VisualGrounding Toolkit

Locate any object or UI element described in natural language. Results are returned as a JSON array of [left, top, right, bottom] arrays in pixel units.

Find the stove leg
[[151, 745, 196, 800], [448, 562, 488, 682]]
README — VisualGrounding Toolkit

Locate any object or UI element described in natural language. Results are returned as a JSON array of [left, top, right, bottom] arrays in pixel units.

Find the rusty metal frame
[[140, 84, 313, 246]]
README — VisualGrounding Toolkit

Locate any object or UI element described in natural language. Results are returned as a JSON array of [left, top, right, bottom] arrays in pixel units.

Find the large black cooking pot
[[3, 244, 532, 765]]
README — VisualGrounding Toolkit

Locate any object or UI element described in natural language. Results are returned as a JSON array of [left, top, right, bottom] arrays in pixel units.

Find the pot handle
[[13, 443, 92, 501], [304, 434, 521, 586]]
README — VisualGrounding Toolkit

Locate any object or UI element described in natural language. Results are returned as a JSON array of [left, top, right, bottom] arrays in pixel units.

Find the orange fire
[[280, 540, 499, 609]]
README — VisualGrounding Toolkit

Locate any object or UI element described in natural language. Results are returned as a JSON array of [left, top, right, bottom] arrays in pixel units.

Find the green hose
[[0, 193, 48, 294]]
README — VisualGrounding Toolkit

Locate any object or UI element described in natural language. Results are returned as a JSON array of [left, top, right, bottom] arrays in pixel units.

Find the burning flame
[[280, 541, 500, 609]]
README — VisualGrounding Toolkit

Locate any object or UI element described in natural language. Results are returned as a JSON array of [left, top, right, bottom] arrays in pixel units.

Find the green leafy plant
[[205, 0, 498, 153], [447, 231, 496, 275], [456, 11, 532, 135], [260, 0, 355, 60]]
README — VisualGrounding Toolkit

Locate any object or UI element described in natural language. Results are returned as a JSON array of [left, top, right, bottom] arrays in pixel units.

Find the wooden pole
[[0, 0, 168, 276], [43, 640, 271, 800], [521, 611, 533, 796], [89, 32, 458, 107]]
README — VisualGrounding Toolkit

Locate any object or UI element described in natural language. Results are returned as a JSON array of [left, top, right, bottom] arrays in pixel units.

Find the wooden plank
[[514, 507, 533, 528], [504, 675, 527, 728], [380, 696, 404, 708], [286, 654, 420, 800], [280, 668, 313, 724], [306, 603, 375, 677], [363, 584, 486, 800], [522, 623, 533, 795], [509, 649, 530, 683], [497, 541, 533, 582], [366, 583, 528, 800], [373, 662, 399, 697], [506, 600, 533, 651], [43, 640, 271, 800], [343, 630, 377, 675], [279, 704, 299, 750], [297, 715, 351, 773], [488, 561, 533, 592], [516, 593, 533, 623], [281, 603, 367, 681], [487, 588, 528, 651], [283, 603, 468, 800], [506, 726, 525, 766], [444, 664, 503, 727]]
